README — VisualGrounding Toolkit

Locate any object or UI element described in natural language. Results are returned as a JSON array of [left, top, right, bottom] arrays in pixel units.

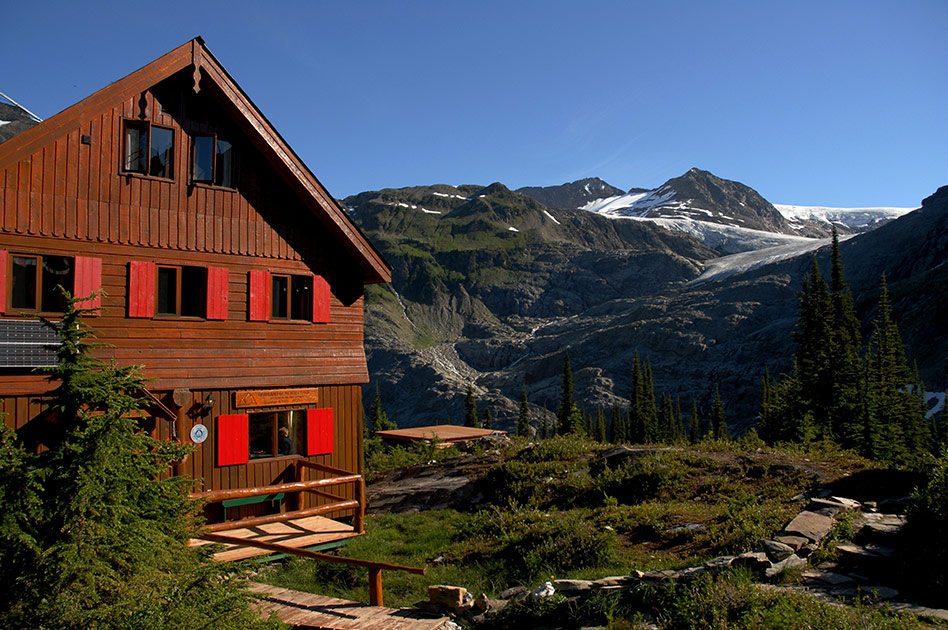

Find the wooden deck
[[376, 424, 506, 447], [249, 583, 450, 630], [190, 514, 360, 562]]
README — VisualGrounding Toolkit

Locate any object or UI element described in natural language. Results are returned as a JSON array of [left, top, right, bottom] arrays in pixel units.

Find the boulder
[[760, 539, 795, 562], [784, 510, 835, 543], [764, 554, 807, 579], [774, 535, 810, 551], [553, 579, 593, 595], [428, 585, 473, 612]]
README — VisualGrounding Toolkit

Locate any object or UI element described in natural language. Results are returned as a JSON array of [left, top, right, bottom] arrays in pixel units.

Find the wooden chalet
[[0, 38, 392, 555]]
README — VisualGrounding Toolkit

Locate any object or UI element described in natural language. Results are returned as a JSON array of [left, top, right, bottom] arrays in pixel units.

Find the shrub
[[900, 448, 948, 604], [596, 453, 686, 505]]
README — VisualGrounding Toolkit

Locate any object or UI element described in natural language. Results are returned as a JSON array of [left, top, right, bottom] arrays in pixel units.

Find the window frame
[[247, 409, 306, 461], [191, 133, 236, 189], [269, 273, 313, 322], [154, 264, 207, 319], [122, 120, 175, 180], [8, 253, 75, 314]]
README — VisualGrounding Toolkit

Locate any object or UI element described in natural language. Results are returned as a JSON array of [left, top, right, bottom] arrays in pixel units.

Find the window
[[129, 261, 228, 320], [192, 134, 236, 188], [248, 410, 306, 460], [10, 254, 74, 313], [124, 121, 175, 179], [156, 265, 206, 317], [271, 274, 313, 321]]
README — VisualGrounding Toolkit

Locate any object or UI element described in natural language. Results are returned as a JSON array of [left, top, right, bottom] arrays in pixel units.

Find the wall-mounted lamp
[[200, 394, 216, 418]]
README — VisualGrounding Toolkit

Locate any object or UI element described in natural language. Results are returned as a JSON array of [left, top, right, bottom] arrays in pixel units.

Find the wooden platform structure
[[249, 583, 450, 630], [190, 514, 360, 562], [376, 425, 506, 448]]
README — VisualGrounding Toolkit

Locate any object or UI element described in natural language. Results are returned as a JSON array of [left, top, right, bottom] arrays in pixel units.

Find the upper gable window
[[192, 134, 236, 188], [124, 121, 175, 179]]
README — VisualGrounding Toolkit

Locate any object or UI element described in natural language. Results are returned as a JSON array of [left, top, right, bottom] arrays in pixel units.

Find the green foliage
[[465, 383, 479, 428], [710, 386, 729, 441], [364, 439, 460, 477], [517, 384, 531, 437], [900, 448, 948, 604], [0, 293, 280, 630], [596, 454, 686, 506], [466, 507, 617, 584], [368, 382, 397, 436], [557, 352, 576, 435]]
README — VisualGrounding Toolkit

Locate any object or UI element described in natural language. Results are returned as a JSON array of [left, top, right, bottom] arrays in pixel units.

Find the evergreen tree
[[483, 407, 493, 430], [827, 228, 864, 446], [0, 293, 277, 629], [688, 399, 700, 444], [464, 383, 479, 428], [642, 361, 659, 442], [795, 256, 834, 440], [369, 382, 396, 435], [864, 275, 931, 465], [541, 414, 549, 440], [610, 403, 624, 444], [628, 352, 645, 443], [517, 384, 531, 437], [711, 385, 729, 441], [557, 353, 576, 435], [659, 394, 675, 443], [595, 407, 607, 443]]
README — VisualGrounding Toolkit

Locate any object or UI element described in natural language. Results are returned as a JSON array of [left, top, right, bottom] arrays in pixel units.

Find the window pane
[[278, 410, 303, 456], [180, 266, 206, 317], [41, 256, 73, 312], [157, 267, 178, 314], [125, 123, 147, 173], [271, 275, 288, 319], [192, 136, 214, 182], [291, 275, 313, 321], [249, 412, 275, 459], [149, 126, 174, 178], [11, 256, 37, 309], [215, 139, 234, 188]]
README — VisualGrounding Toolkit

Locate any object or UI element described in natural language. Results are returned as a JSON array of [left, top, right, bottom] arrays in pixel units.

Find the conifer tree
[[0, 293, 277, 629], [517, 384, 531, 437], [711, 385, 729, 441], [827, 228, 864, 446], [595, 407, 607, 443], [628, 352, 645, 443], [557, 353, 576, 435], [688, 399, 700, 444], [642, 361, 659, 442], [464, 383, 479, 428], [795, 256, 834, 439], [610, 403, 624, 444], [369, 382, 396, 435], [483, 407, 493, 430]]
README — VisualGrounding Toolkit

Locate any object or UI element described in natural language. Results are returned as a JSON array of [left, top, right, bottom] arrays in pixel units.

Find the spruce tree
[[642, 361, 659, 442], [711, 385, 729, 441], [827, 228, 864, 446], [688, 399, 700, 444], [795, 256, 834, 440], [483, 407, 493, 430], [369, 382, 396, 435], [464, 383, 479, 428], [610, 403, 624, 444], [557, 353, 576, 435], [628, 352, 645, 443], [0, 293, 277, 629], [595, 407, 607, 443], [517, 384, 530, 437]]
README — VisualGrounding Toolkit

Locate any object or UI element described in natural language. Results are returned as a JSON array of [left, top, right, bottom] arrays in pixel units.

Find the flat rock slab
[[784, 510, 835, 542]]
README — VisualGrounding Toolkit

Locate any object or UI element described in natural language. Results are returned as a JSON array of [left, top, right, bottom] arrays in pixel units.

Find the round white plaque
[[190, 423, 208, 444]]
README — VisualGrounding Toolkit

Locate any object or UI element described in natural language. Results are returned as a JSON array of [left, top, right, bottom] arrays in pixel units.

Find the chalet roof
[[0, 37, 391, 285]]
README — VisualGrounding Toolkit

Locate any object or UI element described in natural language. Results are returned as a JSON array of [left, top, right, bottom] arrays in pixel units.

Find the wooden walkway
[[249, 583, 450, 630], [190, 514, 360, 562]]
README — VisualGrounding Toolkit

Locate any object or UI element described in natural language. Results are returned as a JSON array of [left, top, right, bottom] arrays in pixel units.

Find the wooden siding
[[1, 383, 364, 503]]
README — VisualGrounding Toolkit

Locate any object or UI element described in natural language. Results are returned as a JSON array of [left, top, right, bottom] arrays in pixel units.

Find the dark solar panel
[[0, 319, 61, 367]]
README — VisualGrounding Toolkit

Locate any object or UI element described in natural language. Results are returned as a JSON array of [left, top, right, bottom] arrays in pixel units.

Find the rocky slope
[[349, 175, 946, 433]]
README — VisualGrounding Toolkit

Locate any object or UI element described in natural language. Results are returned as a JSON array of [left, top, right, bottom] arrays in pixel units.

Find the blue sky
[[3, 1, 946, 207]]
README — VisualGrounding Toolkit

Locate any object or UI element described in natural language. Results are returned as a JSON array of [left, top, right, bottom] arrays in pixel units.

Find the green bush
[[596, 454, 686, 505], [466, 507, 617, 584], [900, 448, 948, 604]]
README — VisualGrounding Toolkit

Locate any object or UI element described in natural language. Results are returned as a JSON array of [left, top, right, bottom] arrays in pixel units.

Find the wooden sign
[[233, 388, 319, 409]]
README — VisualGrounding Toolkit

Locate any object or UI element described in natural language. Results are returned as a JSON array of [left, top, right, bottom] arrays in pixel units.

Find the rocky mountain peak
[[517, 177, 627, 210]]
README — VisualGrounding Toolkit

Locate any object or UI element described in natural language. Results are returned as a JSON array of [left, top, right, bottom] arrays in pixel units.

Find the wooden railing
[[191, 461, 420, 605], [190, 460, 366, 534]]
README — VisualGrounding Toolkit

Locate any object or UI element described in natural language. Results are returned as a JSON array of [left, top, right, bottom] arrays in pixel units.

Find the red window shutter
[[0, 250, 7, 314], [305, 408, 333, 456], [312, 274, 330, 323], [206, 266, 229, 320], [248, 270, 270, 321], [217, 414, 249, 466], [127, 261, 156, 318], [74, 256, 102, 315]]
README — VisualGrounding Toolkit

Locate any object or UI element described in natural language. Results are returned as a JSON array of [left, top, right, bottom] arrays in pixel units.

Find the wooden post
[[354, 477, 366, 534], [173, 393, 191, 477], [368, 567, 383, 606]]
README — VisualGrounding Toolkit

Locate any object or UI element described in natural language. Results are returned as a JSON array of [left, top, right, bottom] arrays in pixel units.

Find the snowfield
[[775, 204, 914, 230]]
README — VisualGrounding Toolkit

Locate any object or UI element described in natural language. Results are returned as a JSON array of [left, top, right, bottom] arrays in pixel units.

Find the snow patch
[[0, 121, 11, 127], [422, 209, 442, 215], [543, 210, 561, 225], [508, 226, 519, 232], [927, 391, 945, 419], [775, 204, 914, 231]]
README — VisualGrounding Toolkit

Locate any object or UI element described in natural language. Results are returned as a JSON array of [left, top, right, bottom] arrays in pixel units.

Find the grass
[[264, 437, 928, 626]]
